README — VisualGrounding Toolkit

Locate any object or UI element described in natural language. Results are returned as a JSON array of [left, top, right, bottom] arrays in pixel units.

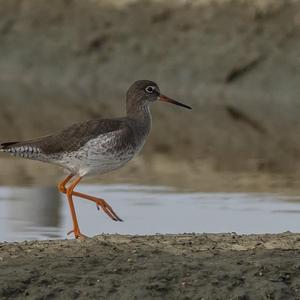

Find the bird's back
[[0, 117, 150, 175]]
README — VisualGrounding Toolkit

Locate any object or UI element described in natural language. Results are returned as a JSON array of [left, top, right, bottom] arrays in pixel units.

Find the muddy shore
[[0, 233, 300, 299], [1, 1, 300, 299]]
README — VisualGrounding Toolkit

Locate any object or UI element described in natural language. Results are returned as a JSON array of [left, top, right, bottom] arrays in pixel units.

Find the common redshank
[[0, 80, 191, 239]]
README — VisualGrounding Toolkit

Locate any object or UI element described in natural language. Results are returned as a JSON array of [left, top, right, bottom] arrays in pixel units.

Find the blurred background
[[1, 0, 300, 190], [1, 0, 300, 239]]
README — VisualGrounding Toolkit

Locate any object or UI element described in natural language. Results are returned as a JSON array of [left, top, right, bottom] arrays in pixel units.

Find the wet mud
[[1, 233, 300, 299]]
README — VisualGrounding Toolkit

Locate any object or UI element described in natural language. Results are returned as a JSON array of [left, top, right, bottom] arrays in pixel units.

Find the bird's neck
[[126, 102, 152, 134], [127, 99, 150, 119]]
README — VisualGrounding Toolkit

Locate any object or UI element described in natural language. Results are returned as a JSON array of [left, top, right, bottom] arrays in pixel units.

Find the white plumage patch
[[5, 145, 41, 159], [53, 133, 140, 177]]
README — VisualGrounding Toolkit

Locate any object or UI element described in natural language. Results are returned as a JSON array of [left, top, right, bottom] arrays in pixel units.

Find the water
[[1, 184, 300, 242]]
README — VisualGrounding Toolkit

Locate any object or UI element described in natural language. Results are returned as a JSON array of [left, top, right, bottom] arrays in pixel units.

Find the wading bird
[[0, 80, 191, 239]]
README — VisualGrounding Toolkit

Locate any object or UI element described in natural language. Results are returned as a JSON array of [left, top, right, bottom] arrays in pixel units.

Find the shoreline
[[1, 233, 300, 299]]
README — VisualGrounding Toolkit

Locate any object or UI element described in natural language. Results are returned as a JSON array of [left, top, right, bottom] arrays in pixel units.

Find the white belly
[[54, 134, 143, 177]]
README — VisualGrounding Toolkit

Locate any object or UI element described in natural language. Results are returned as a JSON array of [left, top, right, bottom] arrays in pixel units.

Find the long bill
[[159, 94, 192, 110]]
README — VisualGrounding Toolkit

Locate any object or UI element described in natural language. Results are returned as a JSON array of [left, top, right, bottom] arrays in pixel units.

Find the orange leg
[[66, 177, 88, 239], [71, 190, 123, 222], [57, 174, 123, 239], [58, 174, 74, 193], [58, 175, 87, 239]]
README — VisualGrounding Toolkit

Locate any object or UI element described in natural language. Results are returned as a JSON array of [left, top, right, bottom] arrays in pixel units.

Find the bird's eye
[[145, 86, 155, 93]]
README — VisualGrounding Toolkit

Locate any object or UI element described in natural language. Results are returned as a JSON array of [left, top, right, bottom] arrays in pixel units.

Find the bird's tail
[[0, 140, 42, 159], [0, 141, 19, 151]]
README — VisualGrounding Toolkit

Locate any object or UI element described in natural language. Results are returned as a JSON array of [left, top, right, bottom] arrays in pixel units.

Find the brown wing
[[0, 118, 128, 154]]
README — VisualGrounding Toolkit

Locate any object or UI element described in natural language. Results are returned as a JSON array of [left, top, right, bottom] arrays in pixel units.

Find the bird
[[0, 80, 191, 239]]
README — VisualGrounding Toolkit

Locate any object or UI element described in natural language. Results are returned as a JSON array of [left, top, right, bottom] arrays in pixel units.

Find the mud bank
[[1, 233, 300, 299]]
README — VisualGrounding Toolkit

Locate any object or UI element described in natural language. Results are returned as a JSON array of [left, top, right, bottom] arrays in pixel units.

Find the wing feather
[[0, 118, 128, 155]]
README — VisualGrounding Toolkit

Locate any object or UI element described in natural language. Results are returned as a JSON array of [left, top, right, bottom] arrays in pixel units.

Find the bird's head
[[126, 80, 192, 114]]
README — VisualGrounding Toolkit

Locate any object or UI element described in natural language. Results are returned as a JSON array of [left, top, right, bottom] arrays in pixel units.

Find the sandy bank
[[1, 233, 300, 299]]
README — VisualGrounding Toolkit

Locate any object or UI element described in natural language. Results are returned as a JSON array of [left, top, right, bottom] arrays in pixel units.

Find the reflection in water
[[0, 184, 300, 241], [4, 187, 61, 240], [10, 187, 60, 227]]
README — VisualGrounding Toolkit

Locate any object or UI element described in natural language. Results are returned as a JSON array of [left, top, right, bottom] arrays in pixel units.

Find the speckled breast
[[56, 132, 144, 177]]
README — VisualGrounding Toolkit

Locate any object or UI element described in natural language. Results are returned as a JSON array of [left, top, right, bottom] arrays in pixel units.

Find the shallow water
[[1, 184, 300, 241]]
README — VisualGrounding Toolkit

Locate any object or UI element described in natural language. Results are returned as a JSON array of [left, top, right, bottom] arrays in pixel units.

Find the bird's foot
[[95, 199, 123, 222], [67, 229, 89, 240]]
